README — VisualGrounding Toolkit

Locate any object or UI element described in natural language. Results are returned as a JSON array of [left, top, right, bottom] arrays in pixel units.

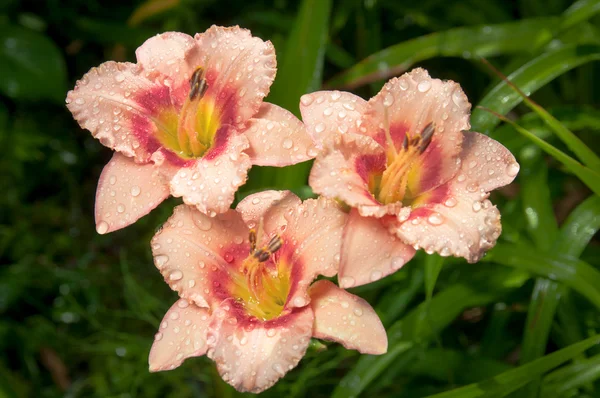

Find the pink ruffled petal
[[151, 205, 249, 308], [135, 32, 200, 87], [283, 197, 347, 308], [169, 133, 252, 215], [299, 90, 368, 147], [149, 299, 211, 372], [66, 61, 164, 161], [309, 132, 384, 209], [394, 132, 519, 262], [366, 68, 469, 193], [339, 210, 415, 288], [207, 300, 313, 393], [95, 152, 169, 234], [236, 190, 302, 234], [244, 102, 317, 166], [309, 280, 387, 354], [195, 26, 276, 127]]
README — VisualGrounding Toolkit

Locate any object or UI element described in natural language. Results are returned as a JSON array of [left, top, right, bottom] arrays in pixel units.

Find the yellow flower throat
[[230, 223, 291, 321]]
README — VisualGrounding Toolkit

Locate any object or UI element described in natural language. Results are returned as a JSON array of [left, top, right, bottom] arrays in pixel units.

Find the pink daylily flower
[[300, 68, 520, 288], [148, 191, 387, 393], [66, 26, 316, 234]]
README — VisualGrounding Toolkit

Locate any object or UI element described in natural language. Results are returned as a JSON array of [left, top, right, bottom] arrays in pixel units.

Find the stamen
[[267, 235, 283, 254], [249, 229, 257, 253], [382, 106, 398, 159], [418, 122, 435, 154], [189, 67, 208, 100]]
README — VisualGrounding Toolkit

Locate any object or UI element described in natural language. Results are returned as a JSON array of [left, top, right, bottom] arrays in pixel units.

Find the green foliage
[[2, 0, 600, 397]]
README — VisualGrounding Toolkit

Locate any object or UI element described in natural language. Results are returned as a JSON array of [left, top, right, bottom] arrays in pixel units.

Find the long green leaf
[[332, 267, 530, 398], [424, 334, 600, 398], [326, 18, 557, 89], [481, 110, 600, 196], [244, 0, 331, 191], [482, 58, 600, 171], [471, 44, 600, 133], [484, 243, 600, 310], [541, 352, 600, 397]]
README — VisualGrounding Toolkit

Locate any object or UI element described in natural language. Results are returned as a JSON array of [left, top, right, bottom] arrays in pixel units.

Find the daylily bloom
[[66, 26, 316, 234], [300, 68, 520, 288], [148, 191, 387, 393]]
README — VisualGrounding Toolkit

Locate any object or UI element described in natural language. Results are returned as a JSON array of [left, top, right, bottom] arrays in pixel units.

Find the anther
[[249, 229, 257, 253], [267, 235, 283, 254], [254, 250, 271, 262], [189, 67, 208, 100], [418, 122, 435, 154], [402, 134, 408, 150]]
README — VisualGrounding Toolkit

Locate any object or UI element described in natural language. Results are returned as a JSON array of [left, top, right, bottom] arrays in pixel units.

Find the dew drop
[[109, 175, 117, 185], [293, 296, 306, 307], [130, 186, 141, 197], [282, 138, 294, 149], [370, 270, 383, 281], [315, 123, 326, 133], [472, 201, 482, 212], [196, 218, 212, 231], [444, 197, 457, 207], [266, 328, 276, 337], [178, 299, 190, 308], [340, 276, 355, 288], [353, 308, 363, 317], [383, 92, 395, 106], [427, 213, 444, 225], [417, 80, 431, 92], [154, 332, 163, 341], [96, 221, 109, 234], [155, 255, 169, 268], [169, 311, 180, 320], [300, 94, 314, 106], [117, 204, 125, 213], [169, 270, 183, 281], [506, 162, 520, 177], [391, 256, 405, 270]]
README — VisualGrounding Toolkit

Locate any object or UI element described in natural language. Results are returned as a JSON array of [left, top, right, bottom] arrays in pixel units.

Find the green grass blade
[[541, 352, 600, 397], [332, 267, 530, 398], [425, 254, 444, 302], [484, 243, 600, 309], [517, 147, 560, 397], [471, 44, 600, 134], [325, 18, 556, 89], [519, 147, 558, 250], [482, 59, 600, 171], [561, 0, 600, 31], [424, 334, 600, 398], [246, 0, 331, 190], [480, 109, 600, 196], [557, 195, 600, 256]]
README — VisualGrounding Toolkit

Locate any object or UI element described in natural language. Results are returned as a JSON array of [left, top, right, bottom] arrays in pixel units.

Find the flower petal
[[309, 132, 384, 208], [339, 210, 415, 288], [95, 152, 169, 234], [366, 68, 470, 193], [149, 298, 211, 372], [194, 26, 276, 127], [66, 61, 166, 161], [299, 90, 368, 147], [393, 132, 519, 262], [283, 197, 347, 308], [236, 190, 302, 234], [309, 280, 387, 354], [169, 133, 252, 215], [207, 300, 313, 393], [151, 205, 249, 308], [135, 32, 200, 87], [244, 102, 316, 166]]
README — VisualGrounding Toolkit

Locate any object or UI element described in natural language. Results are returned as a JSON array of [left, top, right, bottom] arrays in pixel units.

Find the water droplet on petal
[[196, 218, 212, 231], [472, 201, 482, 212], [300, 94, 314, 106], [130, 186, 141, 197], [353, 308, 363, 317], [177, 299, 189, 308], [417, 80, 431, 92], [370, 270, 383, 281], [315, 123, 326, 133], [383, 92, 394, 106], [96, 221, 109, 234], [282, 138, 293, 149], [444, 197, 457, 207], [154, 332, 163, 341], [155, 255, 169, 268], [293, 296, 306, 307], [109, 175, 116, 185], [427, 213, 444, 225], [117, 204, 125, 213], [391, 256, 405, 270], [169, 311, 180, 320], [169, 270, 183, 281], [266, 328, 276, 337], [340, 276, 355, 288], [506, 162, 520, 177]]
